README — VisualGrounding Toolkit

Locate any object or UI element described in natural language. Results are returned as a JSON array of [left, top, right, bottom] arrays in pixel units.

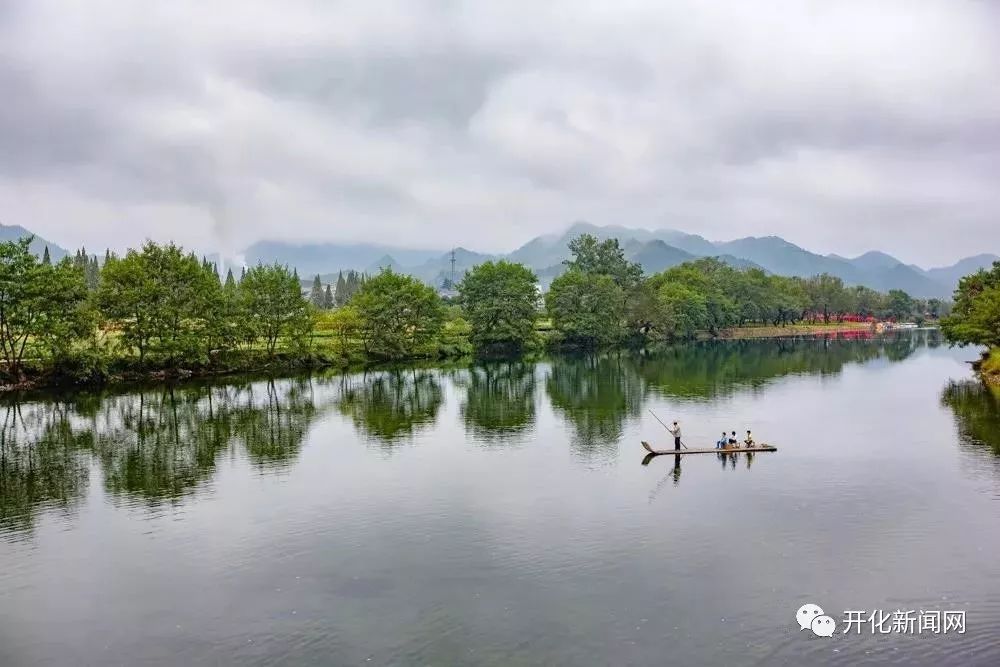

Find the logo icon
[[796, 603, 833, 636], [811, 615, 836, 637]]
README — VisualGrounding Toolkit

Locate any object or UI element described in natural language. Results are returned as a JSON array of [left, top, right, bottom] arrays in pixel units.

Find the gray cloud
[[0, 0, 998, 265]]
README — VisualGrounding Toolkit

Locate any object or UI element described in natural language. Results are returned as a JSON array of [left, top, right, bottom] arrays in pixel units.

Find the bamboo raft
[[641, 441, 778, 456]]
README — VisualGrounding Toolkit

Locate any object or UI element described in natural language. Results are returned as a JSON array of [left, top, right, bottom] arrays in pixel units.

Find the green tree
[[650, 258, 737, 332], [41, 246, 51, 265], [323, 284, 334, 309], [0, 238, 92, 378], [352, 270, 445, 360], [803, 274, 849, 322], [86, 256, 100, 290], [98, 242, 222, 364], [564, 234, 643, 289], [334, 271, 348, 306], [32, 258, 96, 362], [238, 264, 312, 357], [769, 275, 809, 326], [926, 298, 948, 319], [851, 285, 884, 317], [458, 261, 538, 352], [545, 270, 625, 347], [885, 289, 916, 321], [309, 274, 325, 308], [327, 304, 361, 356], [941, 262, 1000, 348], [648, 282, 709, 339], [941, 298, 1000, 348], [345, 271, 360, 302], [214, 267, 244, 350]]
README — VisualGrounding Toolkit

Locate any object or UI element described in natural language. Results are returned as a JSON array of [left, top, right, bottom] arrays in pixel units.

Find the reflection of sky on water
[[2, 331, 999, 666]]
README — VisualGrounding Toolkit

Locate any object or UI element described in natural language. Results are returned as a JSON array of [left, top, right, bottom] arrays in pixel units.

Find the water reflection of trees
[[543, 333, 930, 455], [941, 381, 1000, 455], [1, 331, 943, 530], [546, 354, 643, 461], [1, 378, 321, 531], [635, 336, 920, 399], [0, 403, 90, 532], [229, 380, 317, 468], [336, 370, 443, 447], [91, 379, 317, 501], [457, 362, 536, 443], [92, 388, 231, 503]]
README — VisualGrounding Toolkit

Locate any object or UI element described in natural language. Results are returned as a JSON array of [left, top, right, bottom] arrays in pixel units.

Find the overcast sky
[[1, 0, 998, 266]]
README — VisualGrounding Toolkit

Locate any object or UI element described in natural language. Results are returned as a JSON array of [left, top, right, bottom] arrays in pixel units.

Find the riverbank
[[976, 349, 1000, 386], [714, 321, 874, 340], [0, 321, 912, 395], [0, 353, 332, 395]]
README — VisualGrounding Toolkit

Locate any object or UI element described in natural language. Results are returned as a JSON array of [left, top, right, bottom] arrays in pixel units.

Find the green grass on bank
[[983, 349, 1000, 375]]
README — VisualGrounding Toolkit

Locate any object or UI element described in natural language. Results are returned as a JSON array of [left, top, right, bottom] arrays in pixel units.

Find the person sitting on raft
[[744, 430, 755, 448], [716, 432, 728, 449], [728, 431, 739, 447]]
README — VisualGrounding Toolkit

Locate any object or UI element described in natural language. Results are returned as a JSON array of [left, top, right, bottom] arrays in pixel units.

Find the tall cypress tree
[[86, 256, 100, 289], [345, 271, 360, 300], [309, 275, 325, 308], [225, 268, 236, 288], [42, 246, 51, 265], [324, 284, 334, 309], [334, 271, 347, 306]]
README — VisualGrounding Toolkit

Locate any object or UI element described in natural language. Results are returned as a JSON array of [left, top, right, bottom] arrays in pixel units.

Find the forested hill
[[0, 223, 69, 261], [244, 222, 996, 297], [2, 219, 995, 297]]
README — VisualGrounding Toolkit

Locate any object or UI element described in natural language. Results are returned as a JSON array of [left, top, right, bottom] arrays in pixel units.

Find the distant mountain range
[[0, 223, 69, 261], [2, 220, 996, 298], [245, 221, 998, 297]]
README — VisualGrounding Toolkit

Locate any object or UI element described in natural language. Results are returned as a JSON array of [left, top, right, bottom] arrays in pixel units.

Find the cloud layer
[[1, 0, 998, 264]]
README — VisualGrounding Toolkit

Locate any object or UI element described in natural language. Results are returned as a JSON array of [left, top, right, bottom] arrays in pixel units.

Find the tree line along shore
[[938, 260, 1000, 386], [0, 232, 989, 392]]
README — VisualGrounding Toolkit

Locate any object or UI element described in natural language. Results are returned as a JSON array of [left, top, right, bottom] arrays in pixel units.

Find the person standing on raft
[[666, 421, 682, 451]]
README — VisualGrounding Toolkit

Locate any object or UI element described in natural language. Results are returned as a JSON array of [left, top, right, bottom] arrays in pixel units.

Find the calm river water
[[2, 330, 1000, 666]]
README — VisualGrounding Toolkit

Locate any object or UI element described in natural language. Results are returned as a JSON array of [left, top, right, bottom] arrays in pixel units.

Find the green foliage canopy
[[458, 261, 538, 352], [238, 264, 313, 356], [352, 269, 445, 360], [98, 242, 221, 364], [0, 238, 92, 377], [941, 262, 1000, 348], [545, 270, 625, 347], [563, 234, 643, 290]]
